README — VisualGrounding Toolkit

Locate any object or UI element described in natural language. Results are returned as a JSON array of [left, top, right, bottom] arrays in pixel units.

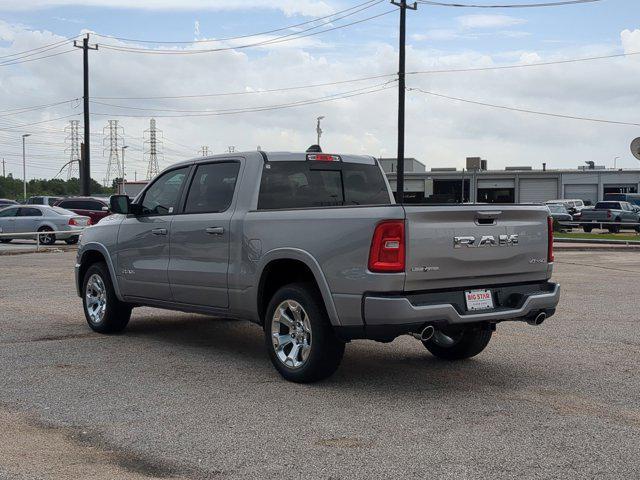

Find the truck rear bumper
[[364, 281, 560, 327]]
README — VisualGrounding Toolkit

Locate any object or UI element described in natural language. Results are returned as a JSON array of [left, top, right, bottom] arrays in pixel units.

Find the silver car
[[0, 205, 90, 245]]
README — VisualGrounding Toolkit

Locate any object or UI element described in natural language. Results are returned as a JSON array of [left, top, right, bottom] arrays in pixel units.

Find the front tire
[[82, 262, 131, 334], [264, 283, 345, 383], [423, 326, 492, 360]]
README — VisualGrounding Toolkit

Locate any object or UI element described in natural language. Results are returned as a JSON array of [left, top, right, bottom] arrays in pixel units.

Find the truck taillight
[[368, 220, 405, 273], [547, 216, 554, 263], [306, 153, 341, 162]]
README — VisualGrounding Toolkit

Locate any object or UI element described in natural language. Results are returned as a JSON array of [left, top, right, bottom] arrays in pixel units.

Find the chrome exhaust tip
[[410, 325, 435, 342], [527, 312, 547, 326]]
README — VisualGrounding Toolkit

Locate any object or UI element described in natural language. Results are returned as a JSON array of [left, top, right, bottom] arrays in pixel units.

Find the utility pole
[[228, 146, 236, 153], [1, 158, 5, 177], [391, 0, 417, 204], [22, 134, 30, 201], [73, 34, 98, 196], [199, 146, 210, 157]]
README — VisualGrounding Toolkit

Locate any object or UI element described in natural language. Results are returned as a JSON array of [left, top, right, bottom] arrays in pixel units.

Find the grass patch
[[556, 232, 640, 242]]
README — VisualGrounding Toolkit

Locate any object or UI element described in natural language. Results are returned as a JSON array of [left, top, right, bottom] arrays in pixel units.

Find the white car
[[0, 205, 90, 245]]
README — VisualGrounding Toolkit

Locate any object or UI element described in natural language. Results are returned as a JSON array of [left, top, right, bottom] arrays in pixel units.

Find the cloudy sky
[[0, 0, 639, 182]]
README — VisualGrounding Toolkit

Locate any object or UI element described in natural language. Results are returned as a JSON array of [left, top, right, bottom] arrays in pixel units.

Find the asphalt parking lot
[[0, 251, 638, 479]]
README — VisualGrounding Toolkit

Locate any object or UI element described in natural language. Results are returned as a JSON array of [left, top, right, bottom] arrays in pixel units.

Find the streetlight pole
[[316, 116, 325, 147], [22, 134, 31, 201], [614, 156, 620, 169], [121, 145, 128, 194]]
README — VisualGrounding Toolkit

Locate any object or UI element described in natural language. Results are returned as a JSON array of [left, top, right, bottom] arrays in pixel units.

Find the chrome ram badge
[[453, 234, 519, 248]]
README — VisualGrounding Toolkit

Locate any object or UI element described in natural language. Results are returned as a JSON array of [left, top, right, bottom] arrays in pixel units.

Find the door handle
[[205, 226, 225, 235], [151, 228, 168, 236]]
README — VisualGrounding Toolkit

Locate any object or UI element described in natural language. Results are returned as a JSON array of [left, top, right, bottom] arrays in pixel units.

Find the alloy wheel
[[85, 273, 107, 324], [271, 300, 312, 369]]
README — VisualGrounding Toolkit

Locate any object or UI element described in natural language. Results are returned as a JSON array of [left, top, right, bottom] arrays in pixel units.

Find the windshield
[[547, 204, 566, 213]]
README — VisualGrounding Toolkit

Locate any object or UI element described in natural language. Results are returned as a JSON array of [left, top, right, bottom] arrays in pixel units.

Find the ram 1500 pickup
[[75, 150, 560, 382]]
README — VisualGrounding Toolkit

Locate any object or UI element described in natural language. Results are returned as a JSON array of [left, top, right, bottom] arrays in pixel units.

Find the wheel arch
[[256, 248, 340, 327], [77, 243, 123, 300]]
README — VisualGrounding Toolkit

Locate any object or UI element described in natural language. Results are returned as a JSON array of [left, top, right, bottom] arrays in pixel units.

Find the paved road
[[0, 251, 638, 479]]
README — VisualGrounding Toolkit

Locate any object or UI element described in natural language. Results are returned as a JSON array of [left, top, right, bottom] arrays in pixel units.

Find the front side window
[[184, 162, 240, 214], [258, 161, 390, 210], [140, 167, 189, 215], [0, 207, 18, 218]]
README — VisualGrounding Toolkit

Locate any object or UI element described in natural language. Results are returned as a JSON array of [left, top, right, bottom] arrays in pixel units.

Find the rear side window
[[595, 202, 621, 209], [19, 207, 42, 217], [184, 162, 240, 213], [258, 161, 390, 210]]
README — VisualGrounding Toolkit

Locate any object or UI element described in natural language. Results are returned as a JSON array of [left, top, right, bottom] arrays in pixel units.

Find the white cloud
[[621, 29, 640, 53], [456, 14, 526, 30], [1, 20, 640, 181], [0, 0, 334, 17]]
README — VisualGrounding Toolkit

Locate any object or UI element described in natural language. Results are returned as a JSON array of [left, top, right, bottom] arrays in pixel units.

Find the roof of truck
[[170, 151, 377, 169]]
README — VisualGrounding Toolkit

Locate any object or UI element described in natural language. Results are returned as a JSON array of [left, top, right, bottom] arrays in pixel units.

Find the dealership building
[[380, 157, 640, 205]]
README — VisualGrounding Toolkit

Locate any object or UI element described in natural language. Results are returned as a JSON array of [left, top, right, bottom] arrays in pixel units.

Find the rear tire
[[582, 226, 593, 233], [65, 236, 79, 245], [423, 326, 492, 360], [37, 226, 56, 245], [82, 262, 131, 334], [264, 283, 345, 383]]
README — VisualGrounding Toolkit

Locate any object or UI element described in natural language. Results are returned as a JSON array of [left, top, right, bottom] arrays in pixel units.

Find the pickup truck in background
[[579, 201, 640, 233], [75, 150, 560, 383]]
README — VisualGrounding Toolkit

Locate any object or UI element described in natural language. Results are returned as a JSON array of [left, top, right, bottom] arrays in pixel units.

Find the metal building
[[383, 158, 640, 204]]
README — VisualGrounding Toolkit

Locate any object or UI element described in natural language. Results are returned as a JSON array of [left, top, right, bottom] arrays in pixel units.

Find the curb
[[0, 246, 77, 256], [555, 237, 640, 245]]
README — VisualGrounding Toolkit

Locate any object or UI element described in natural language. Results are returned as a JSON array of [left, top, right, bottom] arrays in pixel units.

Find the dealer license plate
[[465, 289, 494, 311]]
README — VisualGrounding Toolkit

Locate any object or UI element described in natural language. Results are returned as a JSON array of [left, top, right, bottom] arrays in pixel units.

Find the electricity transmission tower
[[144, 118, 163, 180], [103, 120, 124, 187], [64, 120, 81, 180]]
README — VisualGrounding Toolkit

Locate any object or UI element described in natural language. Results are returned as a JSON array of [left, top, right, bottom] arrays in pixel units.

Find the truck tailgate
[[403, 205, 551, 291]]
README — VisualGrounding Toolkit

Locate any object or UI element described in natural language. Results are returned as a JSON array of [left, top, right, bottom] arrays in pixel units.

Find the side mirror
[[101, 206, 109, 212], [109, 195, 131, 214]]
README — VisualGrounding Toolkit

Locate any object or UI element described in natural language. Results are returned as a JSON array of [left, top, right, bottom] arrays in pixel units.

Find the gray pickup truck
[[579, 201, 640, 233], [75, 150, 560, 382]]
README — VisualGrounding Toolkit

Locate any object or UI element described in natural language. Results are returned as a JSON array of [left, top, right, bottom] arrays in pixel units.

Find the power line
[[92, 0, 384, 44], [0, 37, 77, 60], [90, 81, 396, 118], [0, 49, 76, 67], [0, 113, 81, 132], [89, 81, 392, 113], [0, 99, 79, 117], [90, 49, 640, 102], [407, 50, 640, 75], [416, 0, 601, 7], [92, 74, 395, 100], [407, 87, 640, 127], [98, 9, 395, 55]]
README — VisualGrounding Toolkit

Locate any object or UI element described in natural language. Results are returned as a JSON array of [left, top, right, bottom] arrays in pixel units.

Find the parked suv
[[75, 151, 560, 382], [26, 196, 62, 207], [55, 197, 110, 225]]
